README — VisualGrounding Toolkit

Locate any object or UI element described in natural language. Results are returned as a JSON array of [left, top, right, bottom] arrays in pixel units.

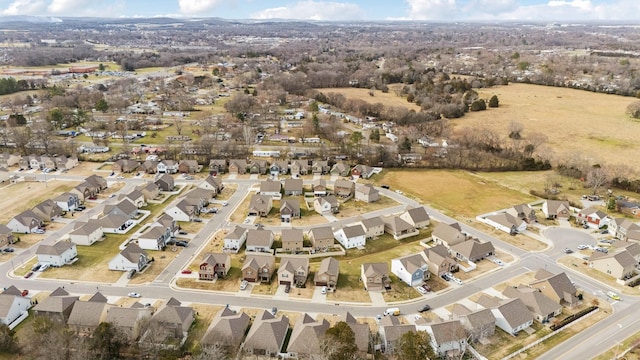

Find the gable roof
[[404, 206, 430, 223], [382, 215, 414, 233], [244, 310, 289, 353], [451, 239, 495, 260], [317, 257, 340, 276], [246, 229, 273, 246], [280, 199, 300, 215], [340, 224, 365, 238], [119, 243, 148, 263], [395, 253, 428, 274], [278, 257, 309, 275], [503, 285, 562, 318], [201, 307, 251, 348], [281, 228, 303, 243], [225, 226, 248, 240], [283, 178, 303, 192], [287, 313, 330, 354], [361, 216, 384, 230], [429, 320, 468, 344], [432, 222, 466, 245], [308, 226, 333, 241], [462, 308, 496, 329], [530, 269, 577, 303], [260, 179, 282, 193], [495, 298, 533, 328], [362, 262, 389, 278], [36, 241, 75, 256]]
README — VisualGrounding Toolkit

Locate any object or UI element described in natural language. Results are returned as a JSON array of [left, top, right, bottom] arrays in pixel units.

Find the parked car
[[416, 286, 428, 295], [271, 307, 278, 315], [453, 277, 464, 285], [128, 292, 141, 298], [493, 259, 504, 266], [607, 291, 621, 301], [418, 304, 431, 312], [76, 205, 86, 211], [39, 264, 49, 272], [21, 289, 28, 296], [33, 228, 45, 234], [441, 272, 453, 281], [284, 284, 291, 293], [601, 229, 609, 234], [564, 248, 573, 254], [381, 185, 390, 189], [31, 264, 41, 272], [240, 280, 248, 290], [577, 244, 588, 250], [422, 284, 432, 292], [181, 269, 192, 274], [24, 271, 33, 279], [178, 230, 188, 235], [321, 286, 328, 295], [175, 241, 189, 247], [596, 247, 609, 254], [192, 218, 203, 223], [3, 248, 14, 253]]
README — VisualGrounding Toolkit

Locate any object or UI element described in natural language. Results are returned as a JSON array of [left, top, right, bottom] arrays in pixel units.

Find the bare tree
[[586, 165, 609, 195]]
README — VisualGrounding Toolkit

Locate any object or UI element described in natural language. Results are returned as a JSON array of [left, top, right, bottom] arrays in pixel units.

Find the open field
[[317, 87, 422, 112], [462, 83, 640, 171], [0, 180, 77, 223]]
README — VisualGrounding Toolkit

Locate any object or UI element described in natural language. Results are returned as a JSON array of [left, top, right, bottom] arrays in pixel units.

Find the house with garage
[[137, 225, 170, 250], [69, 221, 103, 246], [286, 313, 330, 357], [391, 253, 430, 287], [249, 159, 268, 175], [0, 153, 20, 168], [105, 305, 153, 341], [432, 222, 467, 248], [248, 194, 273, 217], [313, 179, 327, 196], [330, 162, 350, 177], [246, 229, 274, 253], [0, 225, 16, 247], [334, 224, 366, 249], [85, 174, 108, 192], [313, 195, 339, 214], [185, 187, 215, 206], [503, 285, 562, 323], [530, 269, 580, 307], [154, 173, 175, 191], [355, 184, 379, 203], [451, 304, 496, 343], [243, 310, 289, 357], [108, 243, 150, 272], [361, 262, 391, 291], [351, 164, 374, 179], [7, 210, 43, 233], [67, 292, 111, 336], [278, 257, 309, 286], [71, 181, 98, 202], [400, 206, 431, 229], [283, 178, 303, 196], [178, 159, 199, 174], [136, 182, 161, 202], [242, 254, 276, 283], [542, 200, 572, 219], [314, 257, 339, 289], [32, 287, 78, 323], [0, 286, 32, 328], [112, 159, 139, 173], [36, 241, 77, 267], [422, 320, 469, 358], [137, 159, 158, 174], [32, 199, 64, 222], [103, 199, 138, 219], [589, 249, 637, 280], [280, 200, 301, 223], [290, 160, 310, 177], [55, 156, 78, 171], [223, 226, 248, 252], [451, 239, 496, 263], [199, 253, 231, 280], [259, 180, 282, 199], [208, 159, 227, 175], [334, 179, 355, 198], [378, 316, 415, 355], [146, 298, 194, 343], [484, 213, 527, 235], [98, 214, 131, 234], [53, 192, 80, 212], [307, 226, 334, 250], [201, 307, 251, 351], [423, 244, 459, 277], [382, 215, 419, 240], [157, 160, 179, 174], [123, 189, 145, 208], [198, 175, 224, 195], [507, 203, 537, 223], [164, 198, 198, 222], [311, 160, 329, 175], [280, 228, 303, 252], [269, 160, 289, 177], [360, 216, 384, 239], [476, 295, 533, 336], [609, 218, 640, 241], [577, 207, 609, 228], [228, 159, 247, 175]]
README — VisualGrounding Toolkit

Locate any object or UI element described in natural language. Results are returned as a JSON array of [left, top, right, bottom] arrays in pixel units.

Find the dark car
[[418, 305, 431, 312], [178, 230, 188, 235], [564, 248, 573, 254], [192, 218, 203, 223], [3, 248, 14, 253], [24, 271, 33, 279], [31, 264, 41, 272], [166, 239, 176, 245], [381, 185, 390, 189], [175, 241, 189, 247], [284, 284, 291, 293]]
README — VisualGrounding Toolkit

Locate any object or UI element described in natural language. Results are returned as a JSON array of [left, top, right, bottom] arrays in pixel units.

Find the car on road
[[222, 202, 228, 207], [577, 244, 588, 250], [417, 304, 431, 312], [375, 314, 383, 322], [395, 190, 403, 194], [243, 218, 251, 224], [128, 292, 141, 298], [607, 291, 621, 301], [24, 271, 33, 279], [240, 280, 248, 290], [181, 269, 192, 274], [116, 176, 124, 180], [381, 185, 390, 189], [564, 248, 573, 254], [3, 248, 14, 253], [321, 286, 327, 295]]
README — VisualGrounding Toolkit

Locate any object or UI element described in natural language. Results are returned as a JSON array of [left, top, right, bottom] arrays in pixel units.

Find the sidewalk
[[368, 291, 387, 306]]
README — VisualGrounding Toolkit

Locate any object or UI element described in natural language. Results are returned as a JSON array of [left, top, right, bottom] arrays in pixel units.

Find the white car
[[577, 244, 588, 250], [32, 228, 45, 234], [493, 259, 504, 266], [321, 286, 327, 295], [416, 286, 428, 295], [38, 264, 49, 272], [127, 292, 141, 298], [240, 280, 249, 290], [395, 190, 403, 194], [453, 277, 464, 285]]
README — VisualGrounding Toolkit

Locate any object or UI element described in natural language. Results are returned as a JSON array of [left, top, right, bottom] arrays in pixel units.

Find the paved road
[[1, 171, 633, 359]]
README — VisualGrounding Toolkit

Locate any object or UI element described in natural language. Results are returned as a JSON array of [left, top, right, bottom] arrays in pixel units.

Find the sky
[[0, 0, 638, 22]]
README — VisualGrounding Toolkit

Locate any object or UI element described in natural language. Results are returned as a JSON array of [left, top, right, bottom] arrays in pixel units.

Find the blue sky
[[0, 0, 638, 22]]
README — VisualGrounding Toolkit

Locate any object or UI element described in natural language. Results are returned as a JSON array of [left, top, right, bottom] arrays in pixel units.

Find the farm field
[[316, 86, 422, 112]]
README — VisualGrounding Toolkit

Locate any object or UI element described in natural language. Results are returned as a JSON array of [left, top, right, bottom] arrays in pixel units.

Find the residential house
[[278, 257, 309, 286], [228, 159, 247, 175], [223, 226, 248, 252], [243, 310, 289, 357], [334, 179, 355, 198], [334, 224, 366, 249], [290, 160, 310, 177], [391, 253, 430, 287], [477, 295, 533, 336], [199, 253, 231, 280], [137, 225, 170, 250], [248, 159, 268, 174], [484, 213, 527, 234], [0, 286, 31, 328], [0, 168, 8, 183], [54, 156, 78, 171], [246, 229, 274, 253], [313, 179, 327, 196], [105, 305, 153, 341], [112, 159, 139, 173], [24, 155, 40, 170], [156, 213, 178, 236], [0, 153, 20, 168], [351, 164, 374, 179], [423, 244, 459, 277], [378, 317, 415, 355], [339, 312, 370, 355], [0, 225, 16, 247], [286, 313, 330, 356], [103, 199, 138, 219], [98, 214, 131, 233], [617, 200, 640, 217], [201, 307, 251, 351], [198, 175, 224, 195], [136, 182, 161, 202], [178, 159, 199, 173], [69, 221, 103, 246], [542, 200, 572, 219], [248, 194, 273, 217], [269, 160, 289, 177], [451, 239, 496, 262], [361, 262, 391, 291], [382, 215, 419, 240], [355, 184, 379, 203], [32, 287, 78, 323], [313, 195, 339, 214], [40, 156, 56, 170], [147, 298, 194, 342], [507, 203, 537, 223], [530, 269, 580, 307], [280, 200, 301, 223], [330, 162, 350, 177], [157, 160, 179, 174], [32, 199, 63, 222], [85, 174, 108, 191], [577, 207, 609, 228], [424, 320, 469, 358], [259, 180, 282, 199], [71, 181, 98, 202], [451, 304, 496, 342], [432, 222, 467, 248], [36, 241, 77, 267], [609, 218, 640, 241], [589, 249, 636, 280], [137, 159, 158, 174], [67, 293, 110, 336], [208, 159, 227, 175], [7, 210, 43, 233], [311, 160, 329, 175], [503, 285, 563, 323], [108, 243, 150, 272], [164, 198, 199, 221], [307, 226, 334, 250], [185, 187, 215, 206], [399, 206, 431, 229], [53, 192, 80, 212], [242, 254, 276, 283], [124, 189, 145, 208], [360, 216, 384, 239], [281, 228, 303, 252], [283, 178, 303, 196], [314, 257, 339, 289], [155, 173, 175, 191]]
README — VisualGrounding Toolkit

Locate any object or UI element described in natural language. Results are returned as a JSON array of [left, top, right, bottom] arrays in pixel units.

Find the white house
[[53, 192, 80, 212], [98, 215, 133, 234], [108, 244, 150, 272], [69, 221, 104, 246], [36, 241, 77, 267], [333, 224, 366, 249], [164, 199, 197, 222], [484, 213, 527, 234], [7, 210, 43, 234], [138, 225, 171, 251], [0, 286, 31, 328], [423, 320, 469, 358], [223, 226, 248, 253], [391, 253, 430, 287]]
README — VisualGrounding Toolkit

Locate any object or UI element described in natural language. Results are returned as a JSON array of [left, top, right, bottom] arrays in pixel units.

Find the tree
[[369, 128, 380, 143], [398, 136, 412, 152], [192, 343, 228, 360], [470, 99, 486, 111], [95, 98, 109, 113], [91, 322, 128, 360], [396, 331, 436, 360], [488, 95, 499, 108], [586, 165, 609, 195], [98, 63, 105, 71], [627, 101, 640, 119], [322, 321, 359, 360], [350, 131, 363, 145], [47, 108, 66, 129]]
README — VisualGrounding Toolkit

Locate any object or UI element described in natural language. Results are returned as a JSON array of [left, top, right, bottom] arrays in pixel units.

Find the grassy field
[[0, 181, 76, 223], [317, 86, 422, 112]]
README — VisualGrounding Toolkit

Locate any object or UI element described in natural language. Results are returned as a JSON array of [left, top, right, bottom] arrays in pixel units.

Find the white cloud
[[2, 0, 47, 15], [402, 0, 457, 20], [250, 1, 364, 20], [47, 0, 90, 14], [178, 0, 224, 15]]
